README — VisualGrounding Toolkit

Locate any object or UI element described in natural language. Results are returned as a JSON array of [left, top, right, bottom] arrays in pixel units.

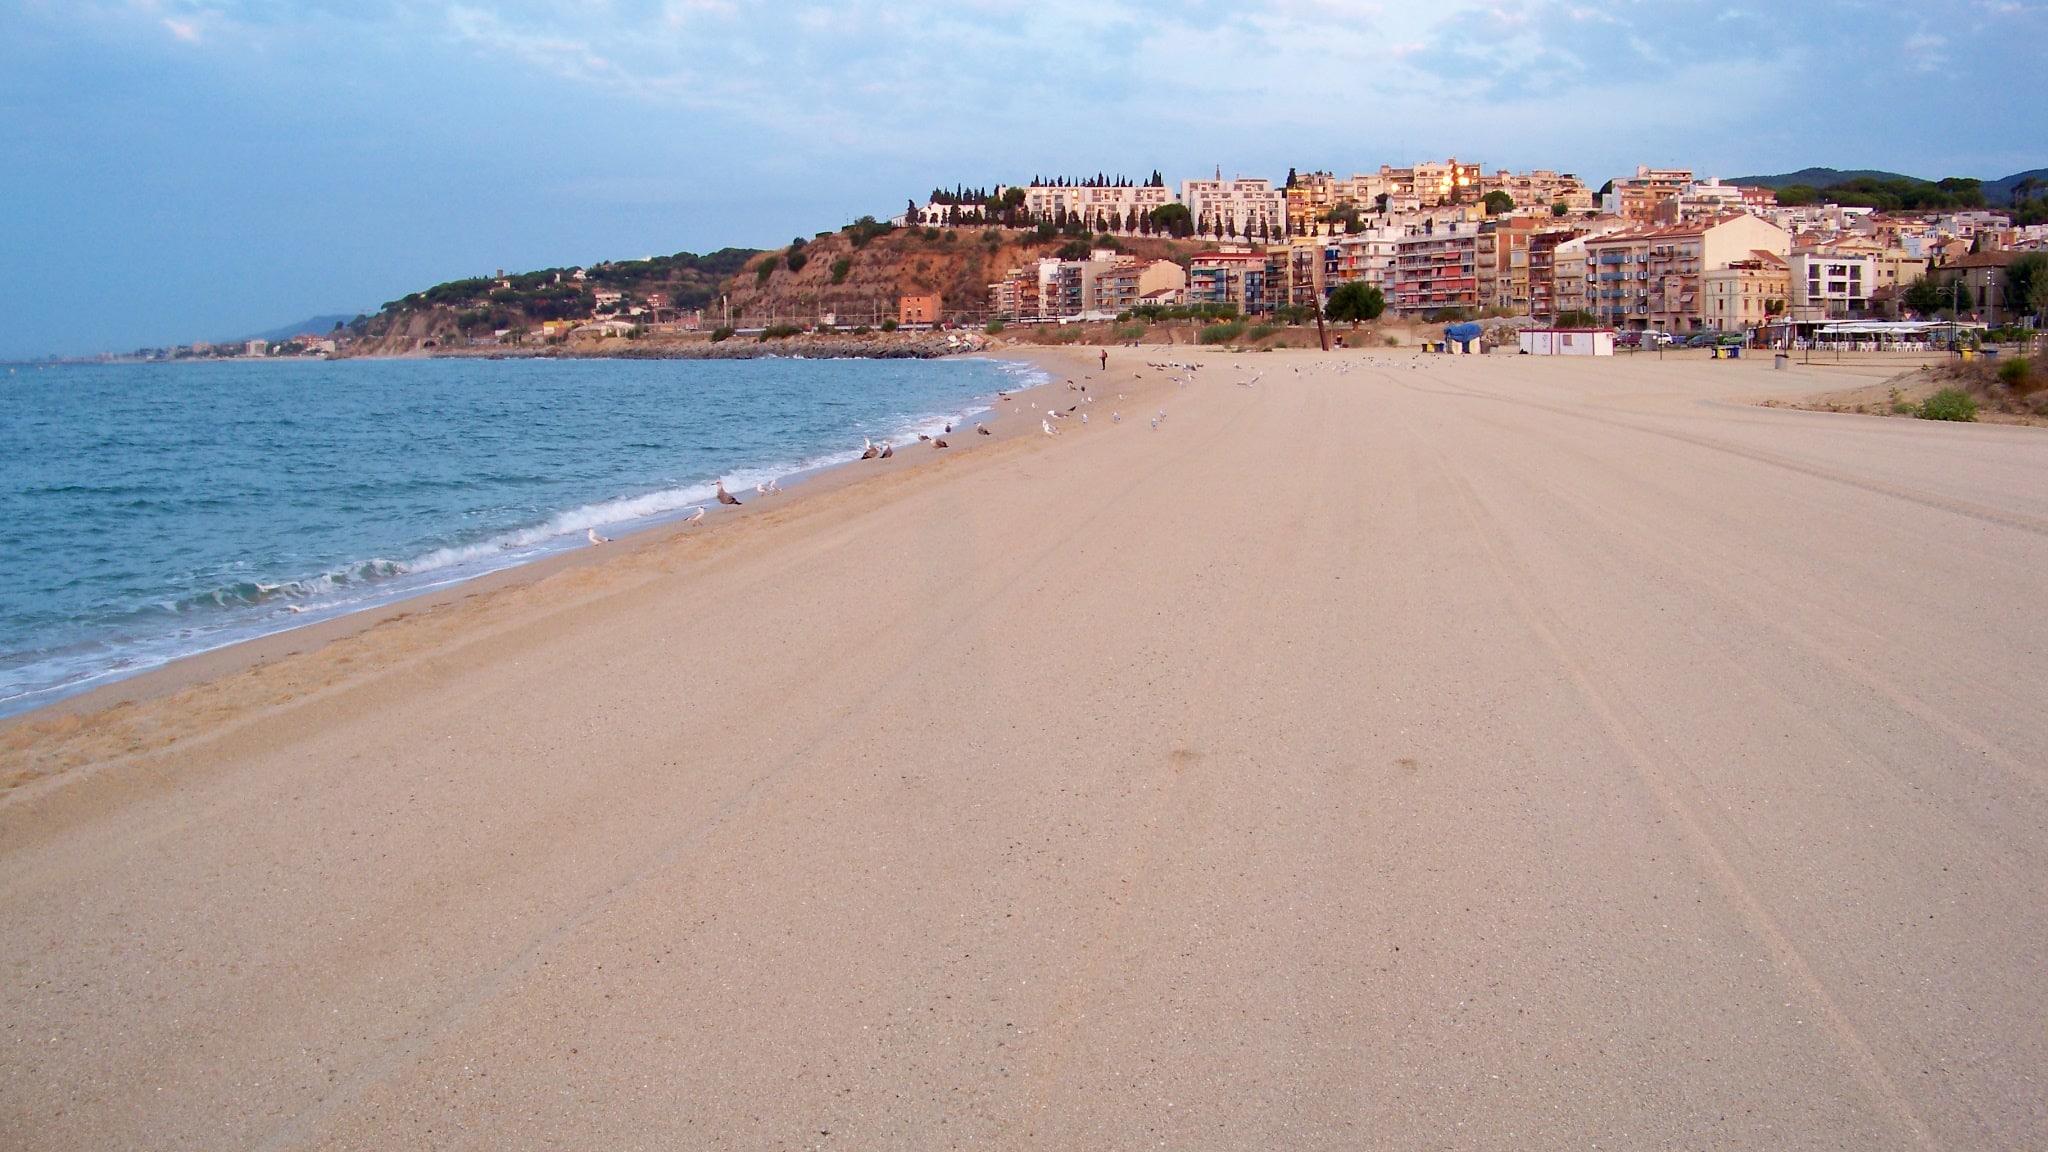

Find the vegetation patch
[[1917, 388, 1979, 421], [758, 324, 805, 341], [1199, 320, 1247, 345]]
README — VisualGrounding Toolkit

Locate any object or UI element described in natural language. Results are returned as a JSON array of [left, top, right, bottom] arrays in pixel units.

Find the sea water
[[0, 355, 1043, 716]]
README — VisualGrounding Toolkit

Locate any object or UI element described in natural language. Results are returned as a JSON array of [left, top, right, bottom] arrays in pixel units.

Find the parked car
[[1685, 333, 1720, 348]]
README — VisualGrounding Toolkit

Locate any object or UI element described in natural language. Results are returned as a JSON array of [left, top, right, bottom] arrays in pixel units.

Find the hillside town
[[929, 162, 2047, 344], [118, 160, 2047, 361]]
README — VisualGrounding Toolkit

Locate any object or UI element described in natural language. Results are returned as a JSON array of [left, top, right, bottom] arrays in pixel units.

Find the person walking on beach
[[1099, 349, 1108, 370]]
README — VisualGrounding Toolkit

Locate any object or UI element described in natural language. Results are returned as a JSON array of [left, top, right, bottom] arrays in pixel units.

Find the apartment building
[[1391, 221, 1482, 317], [1526, 228, 1588, 320], [1789, 248, 1877, 320], [1702, 253, 1789, 331], [1181, 178, 1287, 239], [1550, 236, 1591, 317], [1020, 183, 1178, 230], [1652, 178, 1778, 223], [1586, 213, 1792, 330], [1095, 260, 1189, 313], [1603, 166, 1695, 223], [1477, 169, 1595, 213], [1329, 225, 1403, 289], [1187, 249, 1272, 312]]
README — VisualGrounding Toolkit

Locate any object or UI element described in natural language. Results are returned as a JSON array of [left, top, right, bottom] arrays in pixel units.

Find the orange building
[[898, 294, 941, 326]]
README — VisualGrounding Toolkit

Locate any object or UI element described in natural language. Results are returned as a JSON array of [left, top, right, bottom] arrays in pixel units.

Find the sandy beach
[[4, 345, 2047, 1149]]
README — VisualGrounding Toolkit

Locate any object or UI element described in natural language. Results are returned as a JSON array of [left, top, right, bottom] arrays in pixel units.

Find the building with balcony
[[1181, 178, 1287, 240], [1585, 214, 1790, 330], [1187, 249, 1272, 312], [1789, 249, 1876, 321], [1391, 221, 1482, 317]]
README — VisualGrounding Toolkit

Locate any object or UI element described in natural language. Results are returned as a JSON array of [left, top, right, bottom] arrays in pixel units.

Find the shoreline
[[0, 344, 1107, 794]]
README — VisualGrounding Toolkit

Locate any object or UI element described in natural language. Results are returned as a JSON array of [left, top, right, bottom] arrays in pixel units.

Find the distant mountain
[[1732, 167, 2048, 207], [1728, 168, 1921, 189], [232, 314, 360, 344], [1985, 169, 2048, 207]]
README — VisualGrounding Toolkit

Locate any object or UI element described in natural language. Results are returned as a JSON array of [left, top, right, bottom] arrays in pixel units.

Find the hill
[[352, 220, 1211, 353], [1729, 168, 1921, 189], [352, 248, 759, 349], [240, 314, 360, 344], [726, 223, 1203, 331], [1733, 167, 2048, 210]]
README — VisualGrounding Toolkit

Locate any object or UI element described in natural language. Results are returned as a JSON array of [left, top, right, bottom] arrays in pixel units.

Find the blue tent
[[1443, 322, 1484, 352]]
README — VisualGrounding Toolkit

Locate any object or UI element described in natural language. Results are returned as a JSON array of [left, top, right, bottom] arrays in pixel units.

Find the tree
[[1325, 281, 1386, 326], [1904, 274, 1963, 319], [1483, 190, 1515, 216], [2004, 253, 2048, 323]]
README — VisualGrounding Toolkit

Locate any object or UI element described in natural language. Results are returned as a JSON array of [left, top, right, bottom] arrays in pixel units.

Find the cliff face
[[724, 227, 1198, 327]]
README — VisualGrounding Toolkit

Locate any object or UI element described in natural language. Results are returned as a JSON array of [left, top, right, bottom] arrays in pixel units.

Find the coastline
[[0, 344, 1106, 796]]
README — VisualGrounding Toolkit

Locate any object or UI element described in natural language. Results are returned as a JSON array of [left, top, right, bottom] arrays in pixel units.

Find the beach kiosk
[[1518, 328, 1615, 356]]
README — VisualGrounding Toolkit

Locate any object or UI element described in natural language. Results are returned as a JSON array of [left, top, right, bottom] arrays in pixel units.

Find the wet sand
[[4, 347, 2046, 1150]]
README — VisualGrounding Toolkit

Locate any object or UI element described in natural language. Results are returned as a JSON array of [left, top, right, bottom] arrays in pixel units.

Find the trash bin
[[1728, 345, 1741, 359], [1774, 353, 1788, 370]]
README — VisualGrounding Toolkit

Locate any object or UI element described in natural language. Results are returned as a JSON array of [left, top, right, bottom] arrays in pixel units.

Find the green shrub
[[758, 324, 804, 341], [755, 260, 776, 283], [1245, 323, 1280, 342], [1199, 320, 1247, 345], [1997, 355, 2033, 389], [830, 257, 853, 284], [1110, 323, 1145, 342], [852, 324, 872, 335], [785, 250, 808, 274], [880, 318, 898, 332], [1052, 325, 1086, 343], [710, 326, 734, 342], [985, 320, 1006, 335], [1918, 387, 1979, 421]]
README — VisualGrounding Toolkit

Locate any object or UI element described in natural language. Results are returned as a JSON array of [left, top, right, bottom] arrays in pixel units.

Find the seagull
[[716, 481, 742, 506], [1150, 417, 1158, 430], [880, 443, 894, 458], [1080, 413, 1087, 424], [944, 423, 952, 433], [933, 438, 949, 448], [861, 443, 879, 460], [918, 433, 931, 441], [976, 425, 991, 435], [588, 528, 608, 545], [1111, 411, 1121, 422], [1043, 418, 1058, 436], [685, 507, 705, 523]]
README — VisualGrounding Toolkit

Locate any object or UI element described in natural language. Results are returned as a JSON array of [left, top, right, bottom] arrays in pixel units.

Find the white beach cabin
[[1519, 328, 1615, 356]]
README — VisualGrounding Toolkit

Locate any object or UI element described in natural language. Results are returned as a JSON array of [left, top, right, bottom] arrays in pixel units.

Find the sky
[[1, 0, 2043, 359]]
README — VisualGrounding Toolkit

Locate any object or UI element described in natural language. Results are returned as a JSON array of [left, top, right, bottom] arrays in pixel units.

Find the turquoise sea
[[0, 356, 1039, 717]]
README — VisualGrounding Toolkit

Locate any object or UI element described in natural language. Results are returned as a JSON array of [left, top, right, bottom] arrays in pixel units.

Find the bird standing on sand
[[1043, 418, 1058, 436], [976, 425, 991, 435], [880, 443, 894, 458], [587, 528, 608, 545], [861, 443, 879, 460], [716, 481, 742, 506], [933, 438, 949, 448], [685, 507, 705, 523]]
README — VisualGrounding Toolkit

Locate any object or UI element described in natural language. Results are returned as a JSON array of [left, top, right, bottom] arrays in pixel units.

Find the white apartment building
[[1019, 183, 1177, 229], [1181, 177, 1287, 238], [1330, 225, 1405, 288], [1789, 249, 1876, 320]]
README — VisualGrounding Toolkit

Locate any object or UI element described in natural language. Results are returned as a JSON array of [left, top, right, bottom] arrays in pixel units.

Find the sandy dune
[[4, 348, 2046, 1150]]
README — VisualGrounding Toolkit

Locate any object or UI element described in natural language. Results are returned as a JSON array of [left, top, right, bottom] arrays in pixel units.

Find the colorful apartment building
[[1391, 222, 1481, 317], [1477, 169, 1595, 213], [1585, 213, 1791, 330], [1187, 249, 1271, 312]]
